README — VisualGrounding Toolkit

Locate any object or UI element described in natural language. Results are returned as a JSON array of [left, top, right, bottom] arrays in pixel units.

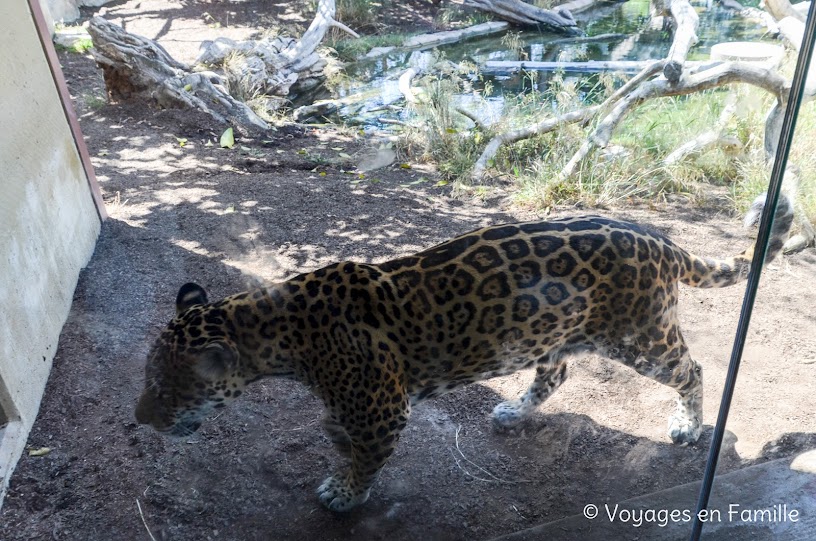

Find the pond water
[[319, 0, 774, 127]]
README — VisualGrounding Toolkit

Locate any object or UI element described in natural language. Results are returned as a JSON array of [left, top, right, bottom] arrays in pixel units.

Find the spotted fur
[[135, 197, 792, 511]]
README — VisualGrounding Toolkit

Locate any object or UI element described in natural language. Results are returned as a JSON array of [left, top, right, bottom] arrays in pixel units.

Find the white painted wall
[[0, 0, 101, 509]]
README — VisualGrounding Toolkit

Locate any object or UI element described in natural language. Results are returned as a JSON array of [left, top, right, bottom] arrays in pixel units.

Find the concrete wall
[[0, 0, 101, 508]]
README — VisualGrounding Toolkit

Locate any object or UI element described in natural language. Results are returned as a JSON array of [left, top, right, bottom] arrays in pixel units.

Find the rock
[[43, 0, 79, 25], [709, 41, 785, 69], [42, 0, 116, 26], [292, 101, 339, 122], [53, 27, 90, 49], [357, 147, 397, 172], [197, 38, 243, 66]]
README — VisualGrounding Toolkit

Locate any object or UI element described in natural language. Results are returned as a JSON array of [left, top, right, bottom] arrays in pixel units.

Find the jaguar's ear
[[192, 342, 238, 380], [176, 283, 208, 315]]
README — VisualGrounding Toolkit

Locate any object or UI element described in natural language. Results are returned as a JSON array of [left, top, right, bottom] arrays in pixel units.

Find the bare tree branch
[[471, 106, 601, 180], [558, 62, 789, 180], [471, 61, 666, 181], [664, 98, 741, 165], [663, 0, 699, 83], [763, 0, 806, 22]]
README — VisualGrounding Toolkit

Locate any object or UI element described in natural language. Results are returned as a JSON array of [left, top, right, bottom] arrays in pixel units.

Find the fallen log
[[558, 0, 612, 14], [481, 59, 719, 74], [88, 0, 351, 133], [362, 22, 512, 61], [472, 106, 601, 181], [401, 22, 510, 50], [399, 68, 421, 104], [548, 32, 627, 45], [463, 0, 581, 34], [88, 17, 269, 133]]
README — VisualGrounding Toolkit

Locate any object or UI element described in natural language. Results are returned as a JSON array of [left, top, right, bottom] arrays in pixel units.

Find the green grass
[[54, 24, 93, 54], [505, 85, 766, 209], [334, 0, 389, 30], [435, 6, 493, 27], [615, 92, 729, 157], [55, 37, 93, 54], [70, 38, 93, 53], [84, 94, 107, 110], [397, 68, 488, 184]]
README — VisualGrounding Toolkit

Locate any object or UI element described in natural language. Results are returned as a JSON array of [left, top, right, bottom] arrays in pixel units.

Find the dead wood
[[662, 0, 700, 83], [361, 22, 510, 61], [463, 0, 580, 34], [663, 99, 741, 165], [87, 0, 353, 133], [559, 62, 789, 180], [399, 68, 422, 104], [471, 61, 667, 180], [401, 22, 510, 50], [558, 0, 611, 14], [481, 59, 718, 75], [88, 17, 269, 134], [471, 61, 792, 182], [764, 0, 807, 22], [197, 0, 354, 96]]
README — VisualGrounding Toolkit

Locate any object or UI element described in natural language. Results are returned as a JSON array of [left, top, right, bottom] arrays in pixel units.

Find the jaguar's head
[[135, 283, 243, 437]]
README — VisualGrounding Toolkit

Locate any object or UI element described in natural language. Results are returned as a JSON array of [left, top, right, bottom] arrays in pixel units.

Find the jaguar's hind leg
[[663, 348, 703, 445], [492, 353, 567, 430]]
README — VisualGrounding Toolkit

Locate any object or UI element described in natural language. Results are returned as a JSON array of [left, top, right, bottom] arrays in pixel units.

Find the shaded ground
[[3, 1, 816, 540]]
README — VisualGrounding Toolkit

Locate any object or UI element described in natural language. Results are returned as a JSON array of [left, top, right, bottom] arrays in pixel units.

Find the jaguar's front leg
[[317, 391, 410, 511], [322, 412, 352, 458]]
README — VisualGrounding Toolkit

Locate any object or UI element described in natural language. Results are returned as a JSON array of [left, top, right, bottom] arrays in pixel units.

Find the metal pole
[[689, 5, 816, 540]]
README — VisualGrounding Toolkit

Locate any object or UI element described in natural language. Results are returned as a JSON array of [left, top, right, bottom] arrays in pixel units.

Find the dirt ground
[[2, 1, 816, 540]]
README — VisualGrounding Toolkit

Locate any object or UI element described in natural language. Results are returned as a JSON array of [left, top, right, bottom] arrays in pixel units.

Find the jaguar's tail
[[676, 194, 793, 288]]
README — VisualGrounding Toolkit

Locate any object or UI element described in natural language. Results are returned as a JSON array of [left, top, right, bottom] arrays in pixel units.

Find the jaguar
[[135, 196, 792, 511]]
